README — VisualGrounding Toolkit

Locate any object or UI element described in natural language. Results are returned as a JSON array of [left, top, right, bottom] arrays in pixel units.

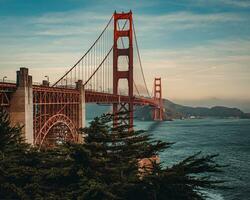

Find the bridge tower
[[113, 11, 134, 129], [9, 68, 34, 144], [153, 78, 164, 121]]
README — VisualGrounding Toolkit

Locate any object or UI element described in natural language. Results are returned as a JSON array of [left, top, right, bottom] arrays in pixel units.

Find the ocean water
[[134, 118, 250, 200]]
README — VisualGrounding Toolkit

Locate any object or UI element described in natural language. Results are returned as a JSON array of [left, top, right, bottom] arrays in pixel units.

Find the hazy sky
[[0, 0, 250, 111]]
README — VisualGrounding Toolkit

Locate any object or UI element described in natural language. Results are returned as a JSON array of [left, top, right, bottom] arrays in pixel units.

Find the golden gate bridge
[[0, 11, 164, 148]]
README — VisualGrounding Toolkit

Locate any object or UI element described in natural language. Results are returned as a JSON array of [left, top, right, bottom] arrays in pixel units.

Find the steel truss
[[33, 86, 80, 148]]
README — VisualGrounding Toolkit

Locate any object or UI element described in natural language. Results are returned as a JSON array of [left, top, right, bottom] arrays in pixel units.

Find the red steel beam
[[0, 82, 157, 107]]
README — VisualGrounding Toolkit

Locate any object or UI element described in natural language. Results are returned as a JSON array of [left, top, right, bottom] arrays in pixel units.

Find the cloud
[[134, 11, 244, 34], [141, 38, 250, 63], [139, 38, 250, 99], [219, 0, 250, 8], [0, 10, 114, 82], [185, 0, 250, 9], [0, 6, 249, 101], [0, 10, 110, 37]]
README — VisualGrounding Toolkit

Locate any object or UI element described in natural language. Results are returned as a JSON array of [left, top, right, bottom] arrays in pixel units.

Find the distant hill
[[163, 99, 248, 118], [86, 100, 250, 121], [134, 99, 250, 121]]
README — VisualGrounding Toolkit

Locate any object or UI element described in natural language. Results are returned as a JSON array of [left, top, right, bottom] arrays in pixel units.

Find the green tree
[[0, 109, 225, 200], [81, 112, 225, 200], [0, 108, 37, 199], [0, 108, 90, 199]]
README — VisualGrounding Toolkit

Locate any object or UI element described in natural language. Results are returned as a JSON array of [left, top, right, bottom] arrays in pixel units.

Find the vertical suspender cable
[[132, 20, 150, 97], [52, 15, 113, 87]]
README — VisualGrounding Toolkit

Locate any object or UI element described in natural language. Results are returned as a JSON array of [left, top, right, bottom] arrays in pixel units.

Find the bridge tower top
[[153, 77, 164, 121], [113, 11, 134, 129], [154, 78, 162, 100]]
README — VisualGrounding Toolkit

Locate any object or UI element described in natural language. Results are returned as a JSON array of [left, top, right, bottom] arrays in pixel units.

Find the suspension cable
[[132, 20, 151, 97], [84, 18, 131, 88], [52, 15, 114, 87], [83, 46, 113, 87]]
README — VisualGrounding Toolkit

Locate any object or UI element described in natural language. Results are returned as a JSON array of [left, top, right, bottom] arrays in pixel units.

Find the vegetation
[[135, 99, 249, 120], [0, 109, 225, 199]]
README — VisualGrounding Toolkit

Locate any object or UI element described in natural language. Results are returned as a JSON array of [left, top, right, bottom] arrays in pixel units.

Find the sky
[[0, 0, 250, 111]]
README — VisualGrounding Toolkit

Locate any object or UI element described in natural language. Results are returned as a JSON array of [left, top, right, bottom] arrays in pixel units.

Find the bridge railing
[[0, 80, 16, 84], [32, 81, 43, 86]]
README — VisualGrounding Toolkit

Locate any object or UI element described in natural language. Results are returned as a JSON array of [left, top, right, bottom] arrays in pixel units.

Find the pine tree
[[0, 108, 226, 200], [0, 108, 75, 199], [80, 112, 225, 200], [0, 108, 36, 199]]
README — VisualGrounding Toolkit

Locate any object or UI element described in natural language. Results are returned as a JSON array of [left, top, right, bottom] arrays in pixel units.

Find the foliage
[[80, 113, 225, 200], [0, 109, 225, 199]]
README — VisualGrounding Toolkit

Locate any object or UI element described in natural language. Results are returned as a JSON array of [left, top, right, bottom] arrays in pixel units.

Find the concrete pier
[[76, 80, 86, 143], [9, 68, 34, 144]]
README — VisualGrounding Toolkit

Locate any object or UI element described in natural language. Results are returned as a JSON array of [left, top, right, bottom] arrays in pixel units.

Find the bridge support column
[[113, 11, 134, 130], [153, 78, 164, 121], [9, 68, 34, 144], [76, 80, 85, 143]]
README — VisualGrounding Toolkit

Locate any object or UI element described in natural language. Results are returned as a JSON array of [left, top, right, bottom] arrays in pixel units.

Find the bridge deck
[[0, 82, 156, 107]]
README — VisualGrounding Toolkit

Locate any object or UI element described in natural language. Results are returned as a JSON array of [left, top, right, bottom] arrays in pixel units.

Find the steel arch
[[35, 114, 78, 148]]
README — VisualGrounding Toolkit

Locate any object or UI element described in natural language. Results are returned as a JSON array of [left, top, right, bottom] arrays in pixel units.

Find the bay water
[[134, 118, 250, 200], [86, 118, 250, 199]]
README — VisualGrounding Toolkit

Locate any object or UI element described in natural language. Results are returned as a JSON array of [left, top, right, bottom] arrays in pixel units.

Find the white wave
[[204, 191, 224, 200]]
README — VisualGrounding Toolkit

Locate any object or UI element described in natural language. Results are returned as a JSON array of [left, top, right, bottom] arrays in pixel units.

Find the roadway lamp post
[[2, 76, 7, 82], [45, 75, 49, 85], [64, 78, 68, 87]]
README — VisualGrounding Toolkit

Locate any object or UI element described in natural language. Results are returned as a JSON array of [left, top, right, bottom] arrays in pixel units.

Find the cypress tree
[[0, 109, 226, 200], [0, 108, 37, 199], [81, 112, 225, 200]]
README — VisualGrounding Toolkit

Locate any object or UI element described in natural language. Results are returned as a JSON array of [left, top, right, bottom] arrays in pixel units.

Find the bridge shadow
[[147, 121, 162, 132]]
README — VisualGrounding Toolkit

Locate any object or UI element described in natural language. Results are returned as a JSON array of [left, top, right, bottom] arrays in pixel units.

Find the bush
[[0, 110, 225, 199]]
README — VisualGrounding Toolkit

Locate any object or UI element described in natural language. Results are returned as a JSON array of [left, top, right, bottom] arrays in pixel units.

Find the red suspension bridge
[[0, 11, 164, 148]]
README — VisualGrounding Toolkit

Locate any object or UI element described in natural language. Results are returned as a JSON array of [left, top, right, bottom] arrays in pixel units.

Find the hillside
[[86, 100, 250, 121], [164, 99, 249, 118], [134, 99, 249, 121]]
